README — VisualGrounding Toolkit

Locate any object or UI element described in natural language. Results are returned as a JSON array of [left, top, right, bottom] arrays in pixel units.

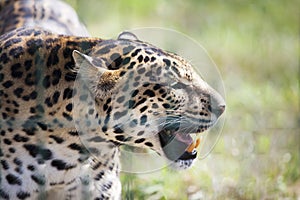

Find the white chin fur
[[169, 159, 195, 170]]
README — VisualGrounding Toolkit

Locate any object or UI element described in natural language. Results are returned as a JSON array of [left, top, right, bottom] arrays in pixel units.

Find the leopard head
[[72, 32, 225, 169]]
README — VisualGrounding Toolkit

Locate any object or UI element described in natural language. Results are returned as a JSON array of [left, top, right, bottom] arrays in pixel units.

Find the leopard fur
[[0, 0, 225, 199]]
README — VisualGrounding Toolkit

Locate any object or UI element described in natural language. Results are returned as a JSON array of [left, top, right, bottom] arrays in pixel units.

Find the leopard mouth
[[158, 128, 200, 162]]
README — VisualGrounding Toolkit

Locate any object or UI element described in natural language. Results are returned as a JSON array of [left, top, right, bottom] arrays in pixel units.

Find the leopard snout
[[211, 104, 225, 118]]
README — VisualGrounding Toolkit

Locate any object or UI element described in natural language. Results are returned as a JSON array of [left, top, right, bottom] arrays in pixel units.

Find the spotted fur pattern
[[0, 0, 225, 199]]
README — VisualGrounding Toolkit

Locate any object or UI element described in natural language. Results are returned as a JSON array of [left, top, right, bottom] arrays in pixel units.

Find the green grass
[[66, 0, 299, 199]]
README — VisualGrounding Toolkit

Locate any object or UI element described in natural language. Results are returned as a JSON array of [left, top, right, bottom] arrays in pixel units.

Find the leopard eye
[[170, 82, 187, 89], [170, 82, 177, 87]]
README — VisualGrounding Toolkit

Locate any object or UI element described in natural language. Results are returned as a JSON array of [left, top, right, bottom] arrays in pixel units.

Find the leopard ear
[[72, 50, 121, 99], [118, 31, 139, 41], [72, 50, 107, 75]]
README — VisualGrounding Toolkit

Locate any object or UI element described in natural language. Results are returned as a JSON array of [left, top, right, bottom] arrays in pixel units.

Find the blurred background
[[66, 0, 299, 199]]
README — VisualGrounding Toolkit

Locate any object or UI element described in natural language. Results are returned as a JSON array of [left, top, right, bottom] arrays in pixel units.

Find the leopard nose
[[212, 104, 225, 117]]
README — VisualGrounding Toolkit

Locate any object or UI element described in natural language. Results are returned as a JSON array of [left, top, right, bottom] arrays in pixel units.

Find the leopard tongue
[[174, 134, 200, 153]]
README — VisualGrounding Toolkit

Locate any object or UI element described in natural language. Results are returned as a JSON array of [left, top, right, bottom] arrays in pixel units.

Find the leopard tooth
[[194, 137, 201, 148], [186, 141, 196, 153], [186, 137, 201, 153], [191, 149, 197, 155]]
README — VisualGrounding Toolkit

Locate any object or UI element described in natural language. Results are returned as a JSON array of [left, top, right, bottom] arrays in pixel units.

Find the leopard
[[0, 0, 225, 199]]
